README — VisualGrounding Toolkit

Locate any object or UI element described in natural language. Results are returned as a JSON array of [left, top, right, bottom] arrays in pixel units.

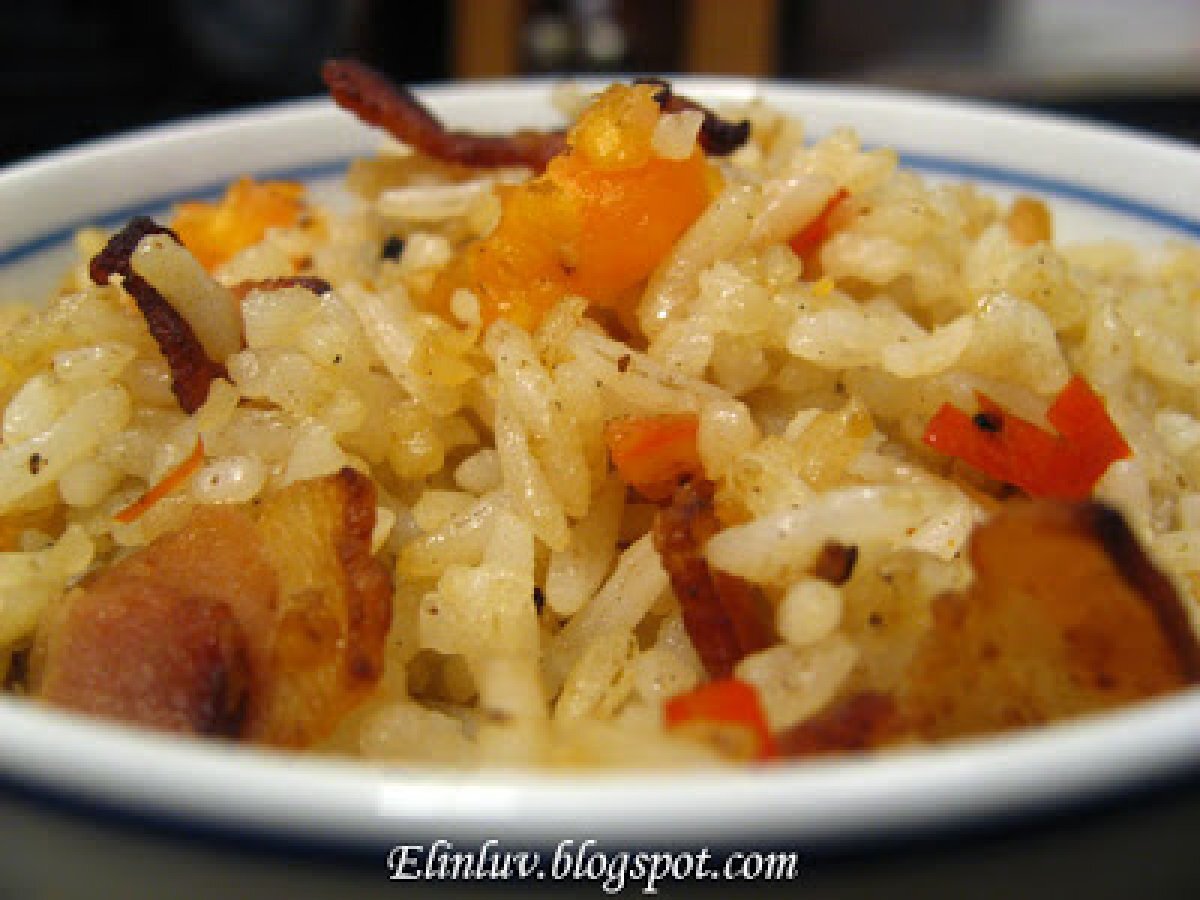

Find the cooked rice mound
[[2, 81, 1199, 768]]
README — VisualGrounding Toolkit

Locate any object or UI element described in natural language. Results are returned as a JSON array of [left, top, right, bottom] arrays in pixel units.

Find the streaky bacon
[[652, 479, 773, 679], [323, 59, 568, 173], [35, 469, 392, 748], [89, 216, 226, 413], [635, 78, 751, 156]]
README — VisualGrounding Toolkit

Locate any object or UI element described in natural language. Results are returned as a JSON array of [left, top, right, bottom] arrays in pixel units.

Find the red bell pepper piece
[[923, 375, 1130, 501], [664, 677, 775, 761], [788, 188, 850, 259], [604, 413, 704, 501]]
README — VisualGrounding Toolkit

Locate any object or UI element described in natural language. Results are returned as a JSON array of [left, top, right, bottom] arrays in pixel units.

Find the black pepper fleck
[[972, 411, 1003, 433], [27, 453, 44, 475], [381, 235, 405, 261]]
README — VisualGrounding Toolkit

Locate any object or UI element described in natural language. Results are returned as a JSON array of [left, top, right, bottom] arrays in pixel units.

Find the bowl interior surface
[[1, 78, 1199, 849]]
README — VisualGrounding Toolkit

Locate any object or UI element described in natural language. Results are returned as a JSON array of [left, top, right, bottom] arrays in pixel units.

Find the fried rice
[[1, 73, 1199, 768]]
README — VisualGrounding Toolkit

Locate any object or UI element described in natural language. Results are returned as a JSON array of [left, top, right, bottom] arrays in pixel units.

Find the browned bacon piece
[[35, 469, 392, 748], [90, 217, 226, 414], [635, 78, 752, 156], [901, 500, 1200, 741], [652, 479, 773, 679], [323, 59, 568, 173], [777, 692, 902, 758], [776, 500, 1200, 758], [228, 275, 333, 301], [810, 541, 858, 586]]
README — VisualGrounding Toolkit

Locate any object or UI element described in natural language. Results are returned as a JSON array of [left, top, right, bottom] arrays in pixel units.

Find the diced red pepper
[[114, 437, 205, 524], [664, 677, 775, 761], [1046, 376, 1131, 472], [922, 376, 1130, 501], [788, 187, 850, 259], [604, 413, 704, 501]]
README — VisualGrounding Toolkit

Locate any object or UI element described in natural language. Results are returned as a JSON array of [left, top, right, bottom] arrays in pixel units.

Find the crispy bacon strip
[[89, 217, 226, 413], [323, 60, 749, 172], [635, 78, 751, 156], [652, 479, 773, 679], [323, 59, 568, 173], [228, 275, 332, 301], [35, 469, 392, 748]]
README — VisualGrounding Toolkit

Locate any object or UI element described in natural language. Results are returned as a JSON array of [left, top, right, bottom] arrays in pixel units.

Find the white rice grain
[[735, 636, 858, 731], [0, 386, 131, 513], [640, 184, 760, 337], [778, 578, 843, 647], [544, 534, 668, 691], [706, 484, 970, 584], [651, 110, 704, 160]]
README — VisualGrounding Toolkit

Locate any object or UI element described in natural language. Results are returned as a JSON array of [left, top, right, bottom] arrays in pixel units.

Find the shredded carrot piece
[[604, 413, 703, 501], [173, 178, 305, 271], [922, 376, 1130, 500], [114, 437, 205, 524], [788, 187, 850, 260], [664, 678, 775, 761]]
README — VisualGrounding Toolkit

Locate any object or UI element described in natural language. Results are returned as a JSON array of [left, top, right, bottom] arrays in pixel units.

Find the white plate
[[1, 79, 1199, 888]]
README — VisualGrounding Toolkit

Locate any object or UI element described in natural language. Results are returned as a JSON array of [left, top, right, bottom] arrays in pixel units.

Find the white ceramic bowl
[[2, 80, 1199, 897]]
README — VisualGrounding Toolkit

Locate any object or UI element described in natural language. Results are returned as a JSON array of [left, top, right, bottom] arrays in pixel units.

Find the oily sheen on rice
[[1, 87, 1199, 767]]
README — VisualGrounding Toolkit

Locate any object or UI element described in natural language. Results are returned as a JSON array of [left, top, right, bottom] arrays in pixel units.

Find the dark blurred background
[[3, 0, 1198, 166]]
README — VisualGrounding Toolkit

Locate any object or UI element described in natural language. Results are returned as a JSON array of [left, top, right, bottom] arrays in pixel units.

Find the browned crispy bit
[[635, 78, 752, 156], [777, 692, 903, 758], [89, 216, 227, 413], [34, 468, 392, 748], [249, 467, 393, 745], [228, 275, 333, 301], [323, 59, 568, 173], [811, 541, 858, 586], [902, 501, 1200, 741], [652, 479, 773, 679]]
